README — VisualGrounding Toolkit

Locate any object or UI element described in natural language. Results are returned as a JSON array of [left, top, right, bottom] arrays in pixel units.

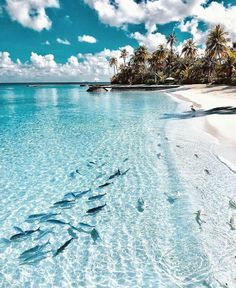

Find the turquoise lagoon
[[0, 85, 233, 287]]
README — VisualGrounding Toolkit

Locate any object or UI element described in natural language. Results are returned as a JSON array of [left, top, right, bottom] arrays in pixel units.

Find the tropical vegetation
[[110, 25, 236, 85]]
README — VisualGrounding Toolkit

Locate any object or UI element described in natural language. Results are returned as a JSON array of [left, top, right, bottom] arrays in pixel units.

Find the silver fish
[[88, 193, 106, 201], [13, 226, 24, 233], [53, 200, 75, 207], [46, 219, 69, 225], [67, 228, 78, 239], [63, 192, 76, 199], [39, 213, 61, 222], [19, 240, 50, 260], [21, 251, 51, 265], [27, 213, 47, 220], [0, 238, 11, 246], [98, 182, 113, 189], [137, 198, 145, 212], [121, 168, 130, 176], [69, 172, 76, 179], [91, 228, 100, 243], [26, 213, 47, 222], [74, 189, 91, 199], [108, 170, 121, 180], [53, 238, 73, 257], [86, 204, 107, 214], [10, 228, 40, 241]]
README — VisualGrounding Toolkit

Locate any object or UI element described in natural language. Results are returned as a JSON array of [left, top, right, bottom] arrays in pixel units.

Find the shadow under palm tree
[[161, 106, 236, 120]]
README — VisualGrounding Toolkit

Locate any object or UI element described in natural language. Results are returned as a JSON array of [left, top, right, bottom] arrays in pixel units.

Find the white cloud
[[56, 38, 71, 45], [84, 0, 236, 42], [194, 1, 236, 41], [42, 40, 50, 46], [0, 52, 14, 68], [131, 28, 167, 51], [179, 18, 207, 46], [0, 47, 134, 82], [78, 35, 97, 44], [30, 52, 57, 69], [84, 0, 206, 30], [67, 56, 80, 68], [6, 0, 59, 31]]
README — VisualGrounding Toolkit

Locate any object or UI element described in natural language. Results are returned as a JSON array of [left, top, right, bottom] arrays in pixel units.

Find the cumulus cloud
[[56, 38, 71, 45], [194, 1, 236, 41], [67, 56, 80, 68], [84, 0, 206, 31], [0, 46, 134, 82], [0, 52, 15, 68], [30, 52, 57, 69], [6, 0, 59, 31], [84, 0, 236, 42], [179, 18, 208, 46], [131, 29, 167, 51], [78, 35, 97, 43]]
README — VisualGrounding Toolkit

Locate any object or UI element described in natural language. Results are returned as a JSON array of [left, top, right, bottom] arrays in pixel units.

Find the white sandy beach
[[169, 84, 236, 170], [166, 85, 236, 287]]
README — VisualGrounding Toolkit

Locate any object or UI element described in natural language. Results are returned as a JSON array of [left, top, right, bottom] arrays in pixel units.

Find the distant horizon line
[[0, 81, 111, 85]]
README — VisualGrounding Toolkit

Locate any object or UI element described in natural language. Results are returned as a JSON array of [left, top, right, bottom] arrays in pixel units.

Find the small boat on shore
[[28, 84, 39, 87], [87, 85, 110, 92]]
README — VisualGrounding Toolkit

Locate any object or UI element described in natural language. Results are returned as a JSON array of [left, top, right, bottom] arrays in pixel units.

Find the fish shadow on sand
[[161, 106, 236, 120]]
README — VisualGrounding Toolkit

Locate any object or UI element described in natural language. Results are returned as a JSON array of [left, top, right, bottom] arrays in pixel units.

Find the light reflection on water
[[0, 85, 225, 287]]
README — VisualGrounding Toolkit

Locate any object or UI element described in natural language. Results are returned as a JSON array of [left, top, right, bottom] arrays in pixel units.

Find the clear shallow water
[[0, 85, 225, 287]]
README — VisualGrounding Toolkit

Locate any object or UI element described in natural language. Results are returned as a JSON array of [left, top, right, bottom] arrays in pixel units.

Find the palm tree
[[221, 48, 236, 82], [109, 57, 118, 75], [167, 32, 177, 54], [149, 45, 168, 82], [167, 32, 177, 75], [205, 24, 229, 82], [133, 45, 149, 65], [129, 45, 149, 83], [182, 39, 198, 60], [206, 25, 229, 60], [120, 48, 129, 66], [156, 45, 169, 60]]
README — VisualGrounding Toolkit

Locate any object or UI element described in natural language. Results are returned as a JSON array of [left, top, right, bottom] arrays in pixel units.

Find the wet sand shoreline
[[168, 84, 236, 170]]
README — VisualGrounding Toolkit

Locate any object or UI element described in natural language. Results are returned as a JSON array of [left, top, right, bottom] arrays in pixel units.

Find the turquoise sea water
[[0, 85, 221, 287]]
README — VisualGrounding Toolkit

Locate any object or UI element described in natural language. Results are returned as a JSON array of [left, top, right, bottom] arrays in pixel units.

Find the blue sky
[[0, 0, 235, 82]]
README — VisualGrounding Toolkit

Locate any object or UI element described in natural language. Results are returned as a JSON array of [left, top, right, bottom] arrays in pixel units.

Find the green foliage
[[110, 25, 236, 85]]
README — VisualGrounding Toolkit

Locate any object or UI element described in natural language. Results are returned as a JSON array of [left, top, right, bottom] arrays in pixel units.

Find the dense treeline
[[109, 25, 236, 85]]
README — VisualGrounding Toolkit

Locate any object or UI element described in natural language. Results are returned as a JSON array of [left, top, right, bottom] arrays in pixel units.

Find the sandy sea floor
[[0, 85, 236, 287]]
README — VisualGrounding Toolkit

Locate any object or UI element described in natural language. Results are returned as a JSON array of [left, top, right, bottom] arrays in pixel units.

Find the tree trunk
[[169, 45, 173, 76]]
